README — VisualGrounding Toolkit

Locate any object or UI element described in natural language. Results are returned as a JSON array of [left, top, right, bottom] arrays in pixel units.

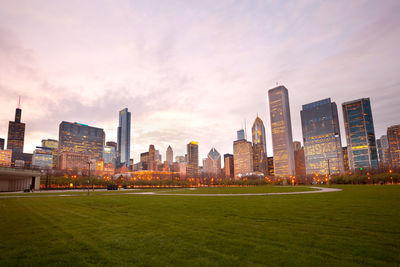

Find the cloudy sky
[[0, 0, 399, 162]]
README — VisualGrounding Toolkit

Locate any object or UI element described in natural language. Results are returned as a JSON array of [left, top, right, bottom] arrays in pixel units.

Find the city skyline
[[1, 0, 400, 161]]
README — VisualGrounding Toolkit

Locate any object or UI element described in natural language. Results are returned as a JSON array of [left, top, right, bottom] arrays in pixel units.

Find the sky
[[0, 0, 399, 163]]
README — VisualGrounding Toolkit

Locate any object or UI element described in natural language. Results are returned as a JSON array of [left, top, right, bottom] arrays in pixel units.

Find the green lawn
[[0, 185, 399, 266]]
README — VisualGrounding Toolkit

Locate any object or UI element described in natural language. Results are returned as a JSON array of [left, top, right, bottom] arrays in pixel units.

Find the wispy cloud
[[0, 0, 399, 161]]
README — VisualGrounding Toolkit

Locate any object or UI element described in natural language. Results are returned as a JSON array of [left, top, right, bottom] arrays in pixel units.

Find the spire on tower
[[17, 96, 21, 109]]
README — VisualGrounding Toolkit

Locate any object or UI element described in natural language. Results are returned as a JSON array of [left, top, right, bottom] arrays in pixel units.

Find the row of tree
[[40, 172, 399, 189]]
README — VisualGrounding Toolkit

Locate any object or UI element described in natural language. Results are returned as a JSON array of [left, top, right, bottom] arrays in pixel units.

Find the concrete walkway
[[125, 186, 342, 196], [0, 186, 341, 198]]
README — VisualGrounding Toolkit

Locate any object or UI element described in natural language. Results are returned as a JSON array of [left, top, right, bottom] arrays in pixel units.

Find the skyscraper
[[387, 125, 400, 169], [237, 129, 245, 140], [166, 145, 173, 164], [7, 104, 25, 154], [252, 116, 268, 175], [293, 141, 306, 177], [301, 98, 344, 175], [205, 147, 221, 176], [376, 135, 390, 169], [186, 141, 199, 178], [224, 154, 234, 179], [233, 139, 253, 179], [58, 121, 105, 161], [117, 108, 131, 167], [268, 85, 295, 177], [342, 98, 378, 171]]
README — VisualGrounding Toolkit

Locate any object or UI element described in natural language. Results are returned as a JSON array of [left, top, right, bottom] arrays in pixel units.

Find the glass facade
[[103, 145, 117, 166], [237, 129, 245, 140], [387, 125, 400, 169], [268, 86, 295, 177], [0, 150, 12, 167], [377, 135, 390, 169], [301, 98, 344, 175], [233, 139, 253, 178], [206, 147, 221, 176], [252, 116, 268, 175], [186, 141, 199, 178], [117, 108, 131, 167], [32, 149, 53, 169], [58, 121, 105, 161], [342, 98, 378, 171]]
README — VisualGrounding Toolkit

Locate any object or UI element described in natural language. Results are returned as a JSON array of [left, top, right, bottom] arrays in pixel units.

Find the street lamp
[[327, 159, 331, 187], [87, 161, 92, 196]]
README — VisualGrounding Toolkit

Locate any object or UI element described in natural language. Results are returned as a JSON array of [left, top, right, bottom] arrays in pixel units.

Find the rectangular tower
[[342, 98, 378, 171], [7, 108, 25, 154], [301, 98, 344, 175], [186, 141, 199, 178], [58, 121, 105, 161], [268, 85, 295, 177], [117, 108, 131, 167], [233, 139, 253, 179], [387, 125, 400, 169]]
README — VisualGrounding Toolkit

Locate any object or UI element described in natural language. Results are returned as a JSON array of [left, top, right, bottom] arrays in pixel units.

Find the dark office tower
[[0, 138, 4, 150], [342, 98, 378, 171], [301, 98, 344, 175], [224, 154, 234, 179], [268, 85, 295, 177], [186, 141, 199, 178], [166, 145, 173, 165], [252, 116, 268, 175], [387, 125, 400, 169], [293, 141, 306, 177], [7, 106, 25, 154], [58, 121, 105, 161], [117, 108, 131, 167]]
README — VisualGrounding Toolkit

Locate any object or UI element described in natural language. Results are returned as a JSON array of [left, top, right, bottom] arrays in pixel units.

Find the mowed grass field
[[0, 185, 399, 266]]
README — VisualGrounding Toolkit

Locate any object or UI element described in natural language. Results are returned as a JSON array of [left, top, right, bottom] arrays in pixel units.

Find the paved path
[[125, 186, 342, 196], [0, 186, 341, 198]]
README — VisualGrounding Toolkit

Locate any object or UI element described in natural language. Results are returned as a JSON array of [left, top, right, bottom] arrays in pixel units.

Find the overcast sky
[[0, 0, 399, 163]]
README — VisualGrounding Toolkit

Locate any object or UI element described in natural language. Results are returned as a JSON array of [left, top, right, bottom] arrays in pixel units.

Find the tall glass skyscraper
[[301, 98, 344, 175], [268, 85, 295, 177], [342, 98, 378, 171], [252, 116, 267, 175], [117, 108, 131, 167]]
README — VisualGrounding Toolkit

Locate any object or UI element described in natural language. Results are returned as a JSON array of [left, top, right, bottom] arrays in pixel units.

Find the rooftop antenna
[[17, 96, 21, 109], [244, 119, 247, 140]]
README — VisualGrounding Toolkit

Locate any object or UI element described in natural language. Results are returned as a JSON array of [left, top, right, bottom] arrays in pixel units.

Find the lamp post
[[87, 161, 92, 196], [327, 159, 331, 187]]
